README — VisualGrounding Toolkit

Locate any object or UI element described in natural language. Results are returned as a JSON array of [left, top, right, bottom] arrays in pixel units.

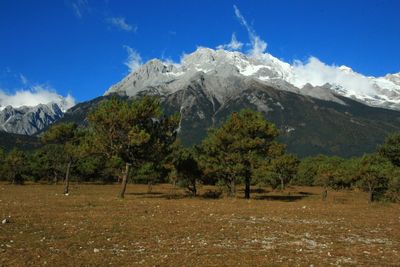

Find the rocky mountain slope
[[0, 103, 64, 135], [106, 48, 400, 110], [101, 48, 400, 157], [3, 48, 400, 157]]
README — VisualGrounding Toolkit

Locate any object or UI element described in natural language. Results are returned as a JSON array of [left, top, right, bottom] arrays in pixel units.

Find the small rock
[[94, 248, 100, 253], [2, 218, 9, 224], [302, 206, 307, 209]]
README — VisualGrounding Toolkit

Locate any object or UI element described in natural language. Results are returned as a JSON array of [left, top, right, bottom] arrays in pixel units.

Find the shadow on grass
[[126, 192, 164, 196], [298, 191, 315, 196], [129, 192, 189, 199], [126, 189, 316, 202], [254, 195, 309, 202], [237, 188, 270, 194], [128, 190, 223, 200], [201, 190, 223, 199]]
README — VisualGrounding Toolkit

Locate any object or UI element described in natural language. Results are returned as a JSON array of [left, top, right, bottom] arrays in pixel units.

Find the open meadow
[[0, 183, 399, 266]]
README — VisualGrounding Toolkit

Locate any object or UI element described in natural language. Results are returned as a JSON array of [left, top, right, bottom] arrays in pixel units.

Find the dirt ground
[[0, 182, 399, 266]]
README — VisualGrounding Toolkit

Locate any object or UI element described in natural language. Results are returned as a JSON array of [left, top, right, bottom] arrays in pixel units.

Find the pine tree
[[266, 154, 299, 190], [87, 96, 179, 198], [0, 148, 5, 181], [200, 109, 279, 199], [4, 149, 26, 184], [357, 154, 392, 203], [380, 133, 400, 167], [170, 146, 202, 196], [42, 123, 82, 194]]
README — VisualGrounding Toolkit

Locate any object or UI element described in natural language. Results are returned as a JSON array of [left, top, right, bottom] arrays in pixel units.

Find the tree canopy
[[87, 96, 179, 198], [200, 109, 280, 198]]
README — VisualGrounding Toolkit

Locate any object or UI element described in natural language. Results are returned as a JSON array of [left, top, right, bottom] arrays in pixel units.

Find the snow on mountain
[[106, 47, 400, 110], [0, 103, 64, 135], [384, 73, 400, 86]]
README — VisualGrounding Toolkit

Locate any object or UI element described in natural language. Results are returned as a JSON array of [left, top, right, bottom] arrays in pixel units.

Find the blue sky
[[0, 0, 399, 105]]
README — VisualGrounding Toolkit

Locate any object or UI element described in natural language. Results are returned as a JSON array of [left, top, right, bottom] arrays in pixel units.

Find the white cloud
[[289, 57, 376, 95], [71, 0, 89, 18], [124, 45, 142, 72], [107, 17, 137, 32], [0, 85, 76, 111], [229, 5, 378, 96], [216, 33, 243, 51], [233, 5, 267, 57], [19, 74, 28, 85]]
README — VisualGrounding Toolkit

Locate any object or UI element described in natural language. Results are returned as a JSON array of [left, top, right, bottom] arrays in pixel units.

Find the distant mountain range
[[0, 103, 63, 135], [1, 48, 400, 157]]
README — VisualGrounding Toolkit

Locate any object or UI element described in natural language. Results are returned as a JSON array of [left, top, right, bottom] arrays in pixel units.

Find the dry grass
[[0, 182, 399, 266]]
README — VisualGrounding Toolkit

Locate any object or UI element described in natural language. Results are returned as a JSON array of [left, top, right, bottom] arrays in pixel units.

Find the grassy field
[[0, 183, 399, 266]]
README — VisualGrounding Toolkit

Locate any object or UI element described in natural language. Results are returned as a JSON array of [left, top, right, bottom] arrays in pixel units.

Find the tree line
[[0, 96, 399, 203]]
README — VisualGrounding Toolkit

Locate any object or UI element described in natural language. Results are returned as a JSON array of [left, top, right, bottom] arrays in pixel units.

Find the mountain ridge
[[0, 103, 64, 135], [106, 47, 400, 110], [1, 48, 400, 158]]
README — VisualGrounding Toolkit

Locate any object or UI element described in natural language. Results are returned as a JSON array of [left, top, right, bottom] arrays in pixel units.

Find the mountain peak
[[106, 47, 400, 110]]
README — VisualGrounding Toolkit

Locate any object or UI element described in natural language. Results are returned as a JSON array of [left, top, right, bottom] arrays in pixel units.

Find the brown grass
[[0, 182, 399, 266]]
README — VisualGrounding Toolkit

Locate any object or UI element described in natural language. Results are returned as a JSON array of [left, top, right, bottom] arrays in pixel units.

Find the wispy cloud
[[124, 45, 142, 72], [70, 0, 90, 18], [216, 33, 243, 51], [19, 74, 28, 85], [228, 6, 384, 96], [107, 17, 137, 32], [0, 85, 75, 111], [233, 5, 267, 57]]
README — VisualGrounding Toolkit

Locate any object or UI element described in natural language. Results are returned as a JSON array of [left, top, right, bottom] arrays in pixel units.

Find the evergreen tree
[[87, 97, 179, 198], [27, 149, 50, 183], [294, 156, 325, 186], [200, 109, 279, 199], [315, 156, 343, 200], [357, 154, 392, 203], [4, 148, 26, 184], [0, 148, 5, 181], [380, 133, 400, 167], [170, 146, 202, 196], [386, 168, 400, 202], [265, 154, 299, 190], [42, 123, 83, 194]]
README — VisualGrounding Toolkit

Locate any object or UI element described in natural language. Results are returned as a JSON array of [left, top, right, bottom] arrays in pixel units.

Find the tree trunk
[[321, 187, 328, 201], [191, 179, 197, 196], [368, 190, 374, 203], [118, 163, 130, 198], [245, 175, 250, 199], [147, 181, 153, 193], [53, 171, 58, 185], [64, 160, 72, 194], [280, 176, 284, 191], [229, 179, 236, 197]]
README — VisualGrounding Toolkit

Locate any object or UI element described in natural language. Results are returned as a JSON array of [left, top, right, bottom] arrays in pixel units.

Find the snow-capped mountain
[[102, 47, 400, 157], [106, 47, 400, 110], [0, 103, 64, 135]]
